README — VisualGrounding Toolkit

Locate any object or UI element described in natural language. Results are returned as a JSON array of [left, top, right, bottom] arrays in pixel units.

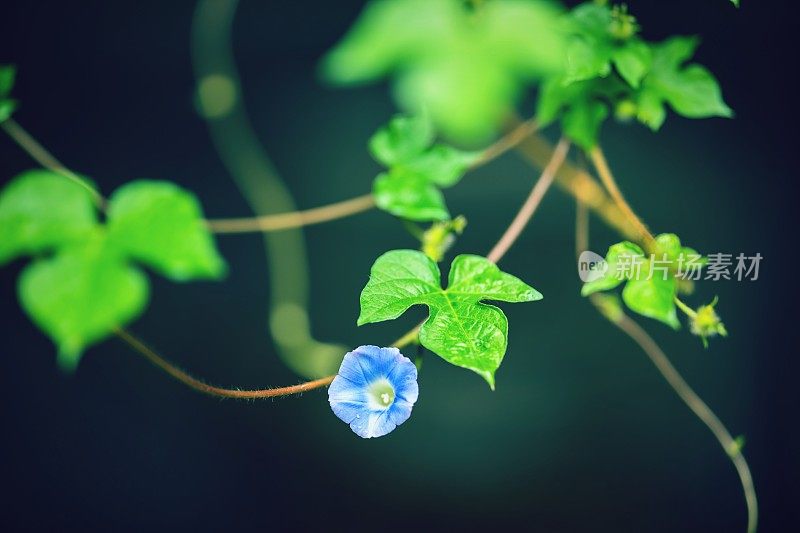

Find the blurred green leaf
[[107, 180, 226, 281], [322, 0, 565, 143], [636, 36, 732, 130], [0, 170, 98, 265], [373, 169, 450, 221], [18, 230, 149, 370], [581, 241, 644, 296], [612, 40, 652, 88], [0, 64, 16, 122], [358, 250, 542, 387], [1, 170, 226, 368], [581, 234, 704, 329], [369, 116, 479, 221], [622, 267, 680, 329], [369, 114, 434, 166]]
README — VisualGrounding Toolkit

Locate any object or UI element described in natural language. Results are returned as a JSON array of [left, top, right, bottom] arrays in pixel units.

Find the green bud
[[421, 215, 467, 262], [690, 297, 728, 348], [615, 100, 638, 122]]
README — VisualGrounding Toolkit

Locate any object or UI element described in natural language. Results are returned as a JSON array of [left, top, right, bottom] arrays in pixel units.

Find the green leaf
[[622, 267, 680, 329], [322, 0, 565, 143], [581, 241, 645, 296], [18, 231, 149, 370], [612, 40, 652, 88], [107, 180, 226, 281], [636, 36, 732, 129], [0, 64, 17, 122], [403, 145, 481, 187], [373, 170, 450, 221], [369, 115, 479, 221], [0, 170, 98, 265], [0, 64, 15, 96], [562, 98, 609, 150], [358, 250, 542, 387], [368, 114, 434, 166]]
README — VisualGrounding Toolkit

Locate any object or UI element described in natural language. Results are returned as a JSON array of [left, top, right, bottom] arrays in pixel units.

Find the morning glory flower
[[328, 345, 419, 438]]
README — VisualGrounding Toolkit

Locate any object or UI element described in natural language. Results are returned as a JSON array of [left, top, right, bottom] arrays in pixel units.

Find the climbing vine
[[0, 1, 756, 531]]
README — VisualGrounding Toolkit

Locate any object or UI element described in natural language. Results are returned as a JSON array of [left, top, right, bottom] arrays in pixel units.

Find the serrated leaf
[[358, 250, 542, 387], [373, 170, 450, 221], [322, 0, 564, 143], [622, 268, 680, 329], [0, 170, 98, 265], [18, 231, 149, 370], [107, 180, 226, 281]]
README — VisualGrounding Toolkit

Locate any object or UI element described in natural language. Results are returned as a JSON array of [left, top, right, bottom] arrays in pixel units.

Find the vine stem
[[203, 117, 540, 234], [115, 327, 334, 399], [487, 138, 570, 263], [114, 137, 570, 400], [1, 118, 106, 209], [206, 194, 376, 234], [575, 197, 758, 533], [589, 145, 655, 247], [2, 113, 540, 235]]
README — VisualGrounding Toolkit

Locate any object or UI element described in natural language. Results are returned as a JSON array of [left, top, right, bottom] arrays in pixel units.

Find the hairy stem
[[575, 198, 758, 533], [117, 135, 571, 399], [1, 118, 106, 208], [589, 145, 655, 246], [114, 327, 334, 399]]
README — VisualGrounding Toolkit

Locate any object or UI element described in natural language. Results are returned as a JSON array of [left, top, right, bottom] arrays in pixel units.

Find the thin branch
[[575, 197, 758, 533], [607, 313, 758, 533], [471, 117, 539, 168], [115, 315, 421, 400], [514, 132, 639, 241], [206, 194, 375, 234], [1, 118, 106, 208], [589, 145, 655, 246], [115, 327, 334, 399], [487, 138, 570, 263], [204, 117, 541, 234]]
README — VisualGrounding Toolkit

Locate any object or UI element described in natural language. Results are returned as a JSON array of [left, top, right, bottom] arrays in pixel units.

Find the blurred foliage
[[322, 0, 565, 144], [0, 172, 225, 368], [0, 64, 17, 122], [369, 114, 480, 220]]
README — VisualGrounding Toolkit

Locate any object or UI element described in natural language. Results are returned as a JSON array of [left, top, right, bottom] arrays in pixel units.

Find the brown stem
[[514, 133, 638, 241], [575, 199, 758, 533], [206, 194, 375, 234], [204, 117, 541, 234], [589, 145, 655, 246], [604, 312, 758, 533], [487, 138, 570, 263], [1, 118, 106, 209], [115, 327, 333, 399]]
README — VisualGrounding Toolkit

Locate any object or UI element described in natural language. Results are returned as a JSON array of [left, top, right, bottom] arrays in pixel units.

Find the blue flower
[[328, 345, 419, 438]]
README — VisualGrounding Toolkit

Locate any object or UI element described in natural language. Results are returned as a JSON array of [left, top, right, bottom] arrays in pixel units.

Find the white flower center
[[367, 378, 396, 409]]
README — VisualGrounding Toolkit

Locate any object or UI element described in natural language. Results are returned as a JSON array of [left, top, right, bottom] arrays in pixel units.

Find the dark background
[[1, 1, 797, 531]]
